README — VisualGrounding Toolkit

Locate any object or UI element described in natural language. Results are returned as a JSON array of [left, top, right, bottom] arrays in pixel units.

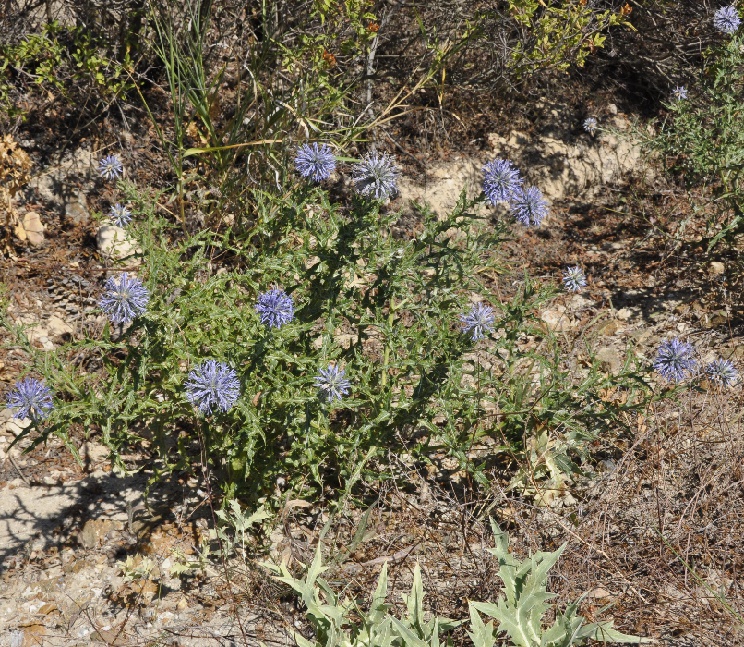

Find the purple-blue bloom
[[185, 360, 241, 415], [314, 364, 351, 403], [562, 266, 587, 292], [510, 186, 549, 226], [99, 154, 124, 180], [460, 302, 495, 341], [255, 288, 294, 329], [672, 86, 688, 101], [352, 152, 400, 201], [483, 158, 522, 204], [109, 203, 132, 227], [99, 272, 150, 324], [654, 338, 697, 382], [6, 377, 53, 421], [706, 358, 738, 387], [294, 142, 336, 182], [714, 5, 741, 33], [583, 117, 597, 135]]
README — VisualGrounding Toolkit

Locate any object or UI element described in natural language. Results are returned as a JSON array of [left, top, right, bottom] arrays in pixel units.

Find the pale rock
[[46, 314, 73, 338], [606, 103, 618, 116], [568, 294, 594, 311], [22, 211, 45, 246], [596, 347, 622, 374], [615, 308, 633, 321], [65, 189, 90, 224], [540, 306, 573, 331], [709, 261, 726, 276], [0, 409, 31, 436], [78, 519, 122, 549], [81, 441, 109, 464], [96, 225, 140, 261]]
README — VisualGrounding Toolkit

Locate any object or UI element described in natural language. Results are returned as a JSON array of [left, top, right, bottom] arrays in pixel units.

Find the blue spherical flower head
[[583, 117, 598, 135], [109, 203, 132, 227], [706, 358, 738, 387], [672, 86, 688, 101], [185, 360, 241, 415], [352, 151, 400, 201], [653, 338, 697, 382], [314, 364, 351, 403], [562, 266, 587, 292], [99, 154, 124, 180], [511, 186, 548, 226], [460, 302, 495, 341], [99, 272, 150, 324], [294, 142, 336, 182], [714, 5, 741, 33], [6, 378, 53, 421], [482, 158, 522, 205], [255, 288, 294, 329]]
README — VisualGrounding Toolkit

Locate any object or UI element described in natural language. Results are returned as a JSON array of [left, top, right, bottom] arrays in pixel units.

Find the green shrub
[[651, 31, 744, 249], [505, 0, 635, 77], [0, 21, 134, 121], [1, 169, 649, 505]]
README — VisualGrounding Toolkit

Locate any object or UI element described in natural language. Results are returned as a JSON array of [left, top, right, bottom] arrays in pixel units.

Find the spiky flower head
[[562, 266, 587, 292], [255, 288, 295, 329], [583, 117, 598, 135], [185, 360, 241, 415], [99, 272, 150, 324], [314, 364, 351, 403], [653, 338, 697, 382], [460, 302, 496, 341], [714, 5, 741, 33], [294, 142, 337, 182], [352, 151, 400, 201], [510, 186, 549, 226], [483, 158, 522, 204], [109, 203, 132, 227], [6, 377, 53, 421], [705, 358, 738, 387], [672, 86, 688, 101], [99, 154, 123, 180]]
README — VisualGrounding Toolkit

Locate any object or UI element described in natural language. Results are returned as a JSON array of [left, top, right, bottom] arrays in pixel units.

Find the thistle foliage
[[265, 521, 644, 647]]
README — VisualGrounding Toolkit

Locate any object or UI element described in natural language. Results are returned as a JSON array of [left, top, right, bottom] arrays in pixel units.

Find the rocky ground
[[1, 99, 743, 646]]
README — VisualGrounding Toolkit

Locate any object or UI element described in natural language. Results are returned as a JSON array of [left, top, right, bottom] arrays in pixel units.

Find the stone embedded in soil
[[709, 261, 726, 276], [64, 189, 90, 225], [540, 306, 574, 331], [595, 346, 622, 374], [96, 225, 140, 261], [78, 519, 124, 549], [21, 211, 45, 246]]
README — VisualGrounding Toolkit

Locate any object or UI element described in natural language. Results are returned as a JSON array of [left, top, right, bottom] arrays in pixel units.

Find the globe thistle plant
[[294, 142, 336, 182], [653, 338, 697, 382], [314, 364, 351, 403], [352, 152, 400, 201], [705, 358, 738, 387], [583, 117, 598, 135], [109, 203, 132, 227], [672, 86, 688, 101], [714, 5, 741, 33], [460, 302, 496, 341], [483, 158, 522, 204], [99, 154, 124, 180], [510, 186, 549, 226], [562, 266, 587, 292], [6, 378, 53, 421], [185, 360, 241, 415], [99, 272, 150, 324], [255, 288, 295, 329]]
